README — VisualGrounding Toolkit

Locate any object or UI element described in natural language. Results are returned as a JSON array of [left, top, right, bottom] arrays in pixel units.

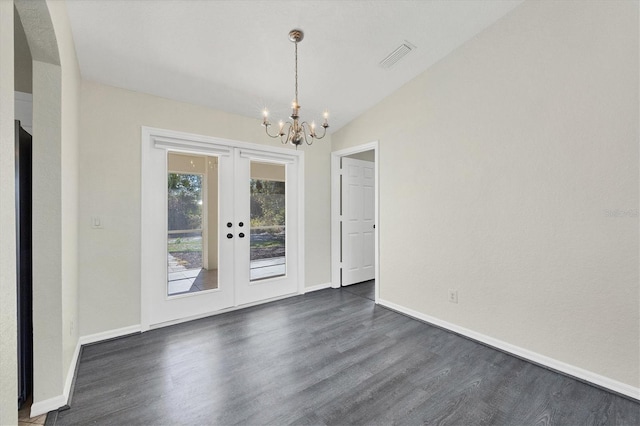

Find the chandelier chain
[[294, 41, 298, 104]]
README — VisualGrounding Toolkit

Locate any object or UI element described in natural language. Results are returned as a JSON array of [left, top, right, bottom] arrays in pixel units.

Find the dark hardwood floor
[[342, 279, 374, 301], [52, 284, 639, 425]]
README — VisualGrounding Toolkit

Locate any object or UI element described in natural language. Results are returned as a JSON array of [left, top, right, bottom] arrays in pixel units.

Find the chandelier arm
[[264, 122, 283, 139], [300, 124, 312, 146], [283, 121, 293, 136], [312, 124, 328, 140], [299, 121, 314, 139], [283, 122, 295, 145]]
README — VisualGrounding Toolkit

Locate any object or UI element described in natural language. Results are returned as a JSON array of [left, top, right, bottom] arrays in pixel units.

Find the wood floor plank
[[54, 284, 640, 425]]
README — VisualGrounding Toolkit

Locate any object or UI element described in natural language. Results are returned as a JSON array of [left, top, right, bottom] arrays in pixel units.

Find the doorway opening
[[331, 141, 379, 302]]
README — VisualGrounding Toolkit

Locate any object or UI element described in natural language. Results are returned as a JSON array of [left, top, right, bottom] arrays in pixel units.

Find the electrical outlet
[[448, 289, 458, 304]]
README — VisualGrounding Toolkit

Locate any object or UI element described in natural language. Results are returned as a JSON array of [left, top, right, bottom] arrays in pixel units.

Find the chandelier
[[262, 29, 329, 148]]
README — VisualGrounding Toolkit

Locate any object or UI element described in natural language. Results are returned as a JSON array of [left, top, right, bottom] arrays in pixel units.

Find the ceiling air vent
[[379, 41, 416, 69]]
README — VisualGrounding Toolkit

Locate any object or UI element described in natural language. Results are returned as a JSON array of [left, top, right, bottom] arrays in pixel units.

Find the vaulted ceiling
[[66, 0, 524, 132]]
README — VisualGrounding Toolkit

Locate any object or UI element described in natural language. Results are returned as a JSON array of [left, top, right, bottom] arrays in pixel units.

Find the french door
[[141, 128, 302, 329]]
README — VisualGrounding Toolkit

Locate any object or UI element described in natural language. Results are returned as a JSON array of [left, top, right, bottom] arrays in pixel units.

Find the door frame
[[140, 126, 305, 331], [331, 141, 379, 302]]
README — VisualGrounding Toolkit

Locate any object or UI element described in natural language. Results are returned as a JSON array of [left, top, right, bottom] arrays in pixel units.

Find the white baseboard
[[30, 394, 66, 418], [378, 298, 640, 401], [63, 340, 82, 402], [30, 325, 142, 417], [304, 282, 332, 293], [79, 324, 141, 346], [30, 340, 81, 417]]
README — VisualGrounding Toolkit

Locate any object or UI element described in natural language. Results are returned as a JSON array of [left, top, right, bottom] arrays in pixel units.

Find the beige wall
[[0, 2, 17, 424], [48, 0, 81, 402], [14, 6, 32, 94], [333, 0, 639, 388], [78, 81, 331, 336], [31, 57, 65, 409]]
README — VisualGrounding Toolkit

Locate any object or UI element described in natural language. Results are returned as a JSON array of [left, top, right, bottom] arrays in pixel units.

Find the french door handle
[[227, 233, 233, 239]]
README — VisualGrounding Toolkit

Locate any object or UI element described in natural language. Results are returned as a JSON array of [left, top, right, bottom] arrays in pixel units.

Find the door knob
[[226, 233, 233, 239], [239, 232, 245, 238], [226, 222, 232, 228], [238, 222, 244, 227]]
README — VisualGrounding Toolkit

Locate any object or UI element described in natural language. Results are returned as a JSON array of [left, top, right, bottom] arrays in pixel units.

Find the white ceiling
[[66, 0, 524, 132]]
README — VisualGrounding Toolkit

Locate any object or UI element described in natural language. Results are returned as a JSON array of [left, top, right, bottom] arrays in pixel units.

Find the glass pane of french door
[[250, 162, 286, 281], [167, 153, 219, 296]]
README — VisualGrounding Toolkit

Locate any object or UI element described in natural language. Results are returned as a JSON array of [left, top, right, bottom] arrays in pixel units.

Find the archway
[[14, 0, 66, 416]]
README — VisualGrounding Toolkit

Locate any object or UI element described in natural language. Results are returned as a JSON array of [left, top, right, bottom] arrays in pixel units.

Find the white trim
[[143, 126, 302, 158], [378, 298, 640, 401], [239, 148, 296, 163], [78, 324, 142, 346], [297, 154, 306, 295], [30, 338, 81, 417], [330, 154, 341, 289], [30, 394, 66, 418], [30, 352, 77, 417], [331, 142, 380, 302], [154, 136, 232, 156], [373, 146, 379, 303], [304, 282, 332, 293], [62, 341, 81, 403]]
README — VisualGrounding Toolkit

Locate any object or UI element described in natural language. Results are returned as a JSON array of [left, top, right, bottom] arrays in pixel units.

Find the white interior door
[[342, 157, 375, 286], [141, 129, 303, 329]]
